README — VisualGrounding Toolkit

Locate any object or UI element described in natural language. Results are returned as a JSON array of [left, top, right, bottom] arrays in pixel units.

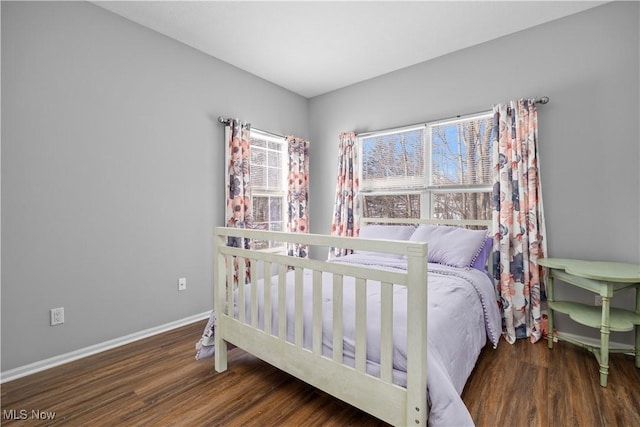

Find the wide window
[[249, 129, 286, 250], [359, 112, 494, 220]]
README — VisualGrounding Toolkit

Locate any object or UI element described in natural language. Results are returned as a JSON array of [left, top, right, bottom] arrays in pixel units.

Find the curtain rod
[[217, 116, 250, 127], [217, 116, 288, 140], [356, 96, 549, 137]]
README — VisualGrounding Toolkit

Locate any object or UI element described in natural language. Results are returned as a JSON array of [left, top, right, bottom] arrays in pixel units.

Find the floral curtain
[[330, 132, 360, 257], [286, 135, 310, 258], [491, 99, 547, 344], [226, 119, 252, 282]]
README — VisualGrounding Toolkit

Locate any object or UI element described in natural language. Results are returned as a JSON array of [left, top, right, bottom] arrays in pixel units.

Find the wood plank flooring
[[2, 320, 639, 426]]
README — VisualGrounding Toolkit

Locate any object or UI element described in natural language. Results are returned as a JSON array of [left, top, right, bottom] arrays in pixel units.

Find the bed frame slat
[[225, 255, 234, 315], [294, 268, 304, 347], [250, 261, 258, 327], [278, 264, 287, 339], [355, 277, 367, 373], [332, 274, 344, 363], [238, 256, 246, 323], [264, 261, 272, 335], [312, 269, 323, 355], [380, 282, 394, 383]]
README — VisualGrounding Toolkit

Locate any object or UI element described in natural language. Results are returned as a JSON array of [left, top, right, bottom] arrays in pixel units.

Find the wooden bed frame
[[213, 219, 491, 426]]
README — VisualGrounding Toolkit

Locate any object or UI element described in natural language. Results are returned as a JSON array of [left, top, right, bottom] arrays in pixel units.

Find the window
[[249, 129, 286, 250], [359, 112, 494, 220]]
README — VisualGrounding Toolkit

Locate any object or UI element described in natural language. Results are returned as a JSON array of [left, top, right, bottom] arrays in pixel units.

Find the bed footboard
[[213, 227, 428, 426]]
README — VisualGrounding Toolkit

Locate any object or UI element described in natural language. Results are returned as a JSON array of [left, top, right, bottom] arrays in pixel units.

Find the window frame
[[249, 129, 287, 251], [357, 111, 493, 220]]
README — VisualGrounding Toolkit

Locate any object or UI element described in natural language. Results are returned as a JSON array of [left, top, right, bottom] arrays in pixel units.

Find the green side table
[[538, 258, 640, 387]]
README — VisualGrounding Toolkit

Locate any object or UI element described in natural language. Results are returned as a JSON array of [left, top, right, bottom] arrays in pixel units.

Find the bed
[[196, 219, 501, 426]]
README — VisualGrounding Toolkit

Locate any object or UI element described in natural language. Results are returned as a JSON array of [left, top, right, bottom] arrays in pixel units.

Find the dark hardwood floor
[[2, 320, 639, 426]]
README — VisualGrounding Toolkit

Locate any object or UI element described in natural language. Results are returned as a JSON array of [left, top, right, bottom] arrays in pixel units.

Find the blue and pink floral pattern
[[330, 132, 360, 257], [286, 135, 310, 258], [491, 99, 547, 344], [226, 119, 252, 243], [226, 119, 252, 283]]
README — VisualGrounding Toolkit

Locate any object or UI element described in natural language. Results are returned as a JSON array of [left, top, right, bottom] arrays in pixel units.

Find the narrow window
[[250, 130, 287, 250]]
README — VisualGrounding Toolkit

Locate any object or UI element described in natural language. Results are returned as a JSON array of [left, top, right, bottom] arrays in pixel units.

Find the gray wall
[[309, 2, 639, 341], [1, 1, 308, 371], [2, 1, 638, 372]]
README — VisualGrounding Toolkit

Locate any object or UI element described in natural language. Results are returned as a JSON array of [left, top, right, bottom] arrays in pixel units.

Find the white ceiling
[[93, 1, 607, 98]]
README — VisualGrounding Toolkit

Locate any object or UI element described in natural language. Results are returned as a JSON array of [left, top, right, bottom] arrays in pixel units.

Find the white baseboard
[[0, 311, 210, 384]]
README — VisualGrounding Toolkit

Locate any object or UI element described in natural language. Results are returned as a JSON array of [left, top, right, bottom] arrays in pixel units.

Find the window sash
[[250, 130, 286, 193], [427, 112, 493, 188], [359, 125, 425, 192], [361, 192, 423, 219], [360, 187, 492, 220]]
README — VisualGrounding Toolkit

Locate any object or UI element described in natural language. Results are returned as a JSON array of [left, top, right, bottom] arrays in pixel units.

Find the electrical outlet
[[51, 307, 65, 326], [178, 277, 187, 291], [594, 295, 603, 306]]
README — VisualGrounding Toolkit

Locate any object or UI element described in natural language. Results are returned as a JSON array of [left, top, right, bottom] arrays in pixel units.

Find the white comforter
[[197, 254, 501, 426]]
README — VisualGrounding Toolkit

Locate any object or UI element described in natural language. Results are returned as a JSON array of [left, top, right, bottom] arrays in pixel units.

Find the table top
[[538, 258, 640, 283]]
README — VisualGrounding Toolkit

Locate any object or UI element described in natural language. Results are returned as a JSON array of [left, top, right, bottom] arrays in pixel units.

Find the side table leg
[[636, 323, 640, 369], [546, 270, 554, 349], [636, 288, 640, 368], [599, 295, 611, 387]]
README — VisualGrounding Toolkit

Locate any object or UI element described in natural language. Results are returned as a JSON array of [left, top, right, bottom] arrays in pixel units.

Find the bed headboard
[[359, 217, 494, 276], [360, 217, 491, 228]]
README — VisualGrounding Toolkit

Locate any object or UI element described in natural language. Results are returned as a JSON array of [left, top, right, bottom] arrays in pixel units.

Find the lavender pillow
[[471, 236, 494, 272], [356, 225, 416, 258], [408, 224, 488, 268]]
